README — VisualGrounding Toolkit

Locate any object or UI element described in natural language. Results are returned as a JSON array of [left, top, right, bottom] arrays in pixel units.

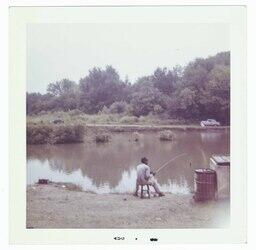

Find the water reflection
[[27, 130, 229, 194]]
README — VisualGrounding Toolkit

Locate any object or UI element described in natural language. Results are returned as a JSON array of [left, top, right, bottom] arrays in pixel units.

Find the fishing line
[[154, 153, 187, 174]]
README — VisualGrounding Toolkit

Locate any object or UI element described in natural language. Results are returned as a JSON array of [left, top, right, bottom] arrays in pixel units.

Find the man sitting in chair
[[134, 157, 165, 197]]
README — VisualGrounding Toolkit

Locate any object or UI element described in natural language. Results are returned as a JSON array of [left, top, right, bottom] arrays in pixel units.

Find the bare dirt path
[[27, 183, 229, 229]]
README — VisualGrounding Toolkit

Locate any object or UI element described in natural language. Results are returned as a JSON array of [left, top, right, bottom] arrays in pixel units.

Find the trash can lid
[[195, 168, 216, 174], [211, 155, 230, 166]]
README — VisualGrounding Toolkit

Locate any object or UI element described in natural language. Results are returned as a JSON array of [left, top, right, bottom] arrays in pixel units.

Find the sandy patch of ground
[[27, 183, 229, 229]]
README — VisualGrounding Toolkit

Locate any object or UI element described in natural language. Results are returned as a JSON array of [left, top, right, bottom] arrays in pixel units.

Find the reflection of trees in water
[[155, 131, 230, 187], [27, 131, 230, 190], [200, 130, 229, 147], [27, 145, 52, 163], [28, 135, 146, 188]]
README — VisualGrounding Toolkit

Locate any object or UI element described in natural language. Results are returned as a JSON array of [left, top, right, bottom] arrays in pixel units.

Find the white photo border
[[9, 5, 246, 244]]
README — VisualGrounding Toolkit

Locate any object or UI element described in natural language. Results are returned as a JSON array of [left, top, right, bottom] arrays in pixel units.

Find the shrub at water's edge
[[159, 130, 174, 141], [27, 124, 85, 144], [95, 133, 111, 143]]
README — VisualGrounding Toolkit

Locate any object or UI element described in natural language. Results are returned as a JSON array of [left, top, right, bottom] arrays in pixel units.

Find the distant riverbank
[[27, 122, 229, 145], [27, 111, 230, 127], [27, 111, 229, 145], [27, 182, 230, 229]]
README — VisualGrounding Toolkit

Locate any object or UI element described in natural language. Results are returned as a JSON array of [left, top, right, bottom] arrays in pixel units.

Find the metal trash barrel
[[194, 169, 217, 201]]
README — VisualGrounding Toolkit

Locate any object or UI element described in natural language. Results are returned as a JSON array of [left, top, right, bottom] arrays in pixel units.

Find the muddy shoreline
[[27, 183, 230, 229], [85, 124, 230, 133]]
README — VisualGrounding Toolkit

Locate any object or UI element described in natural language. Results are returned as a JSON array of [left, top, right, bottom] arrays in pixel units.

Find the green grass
[[27, 111, 189, 126]]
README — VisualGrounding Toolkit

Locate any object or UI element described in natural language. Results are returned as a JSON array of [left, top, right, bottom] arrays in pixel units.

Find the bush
[[27, 125, 53, 144], [51, 124, 85, 144], [99, 106, 110, 115], [27, 124, 85, 144], [109, 101, 129, 114], [159, 130, 174, 141], [95, 133, 111, 143], [38, 110, 48, 116], [119, 116, 139, 124], [69, 109, 83, 116], [153, 104, 164, 114]]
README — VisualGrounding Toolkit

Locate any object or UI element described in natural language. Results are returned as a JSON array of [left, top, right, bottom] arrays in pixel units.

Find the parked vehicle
[[200, 119, 220, 127]]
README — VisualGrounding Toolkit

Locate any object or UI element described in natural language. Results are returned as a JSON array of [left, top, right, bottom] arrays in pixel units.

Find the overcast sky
[[27, 23, 229, 93]]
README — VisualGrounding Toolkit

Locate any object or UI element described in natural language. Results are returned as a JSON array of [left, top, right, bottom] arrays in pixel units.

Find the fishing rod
[[153, 153, 187, 175]]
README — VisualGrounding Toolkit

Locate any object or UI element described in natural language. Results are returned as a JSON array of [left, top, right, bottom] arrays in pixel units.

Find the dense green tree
[[202, 65, 230, 124], [47, 79, 77, 96], [169, 88, 199, 119], [174, 51, 230, 124], [109, 101, 130, 114], [130, 86, 168, 117], [152, 67, 176, 95], [26, 92, 54, 114], [79, 66, 128, 113]]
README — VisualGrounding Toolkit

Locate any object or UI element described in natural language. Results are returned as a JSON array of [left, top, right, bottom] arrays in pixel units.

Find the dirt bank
[[27, 183, 229, 229], [85, 124, 230, 133]]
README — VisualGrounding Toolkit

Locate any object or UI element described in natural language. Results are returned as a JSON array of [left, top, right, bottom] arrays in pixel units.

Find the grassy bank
[[27, 110, 191, 126], [27, 111, 229, 144]]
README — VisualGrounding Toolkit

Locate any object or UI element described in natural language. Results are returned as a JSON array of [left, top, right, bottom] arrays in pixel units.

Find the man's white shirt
[[136, 163, 151, 184]]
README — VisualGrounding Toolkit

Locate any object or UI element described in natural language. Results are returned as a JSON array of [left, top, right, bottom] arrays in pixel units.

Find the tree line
[[27, 51, 230, 124]]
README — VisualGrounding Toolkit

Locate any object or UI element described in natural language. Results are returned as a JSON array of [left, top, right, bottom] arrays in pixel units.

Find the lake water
[[27, 130, 229, 194]]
